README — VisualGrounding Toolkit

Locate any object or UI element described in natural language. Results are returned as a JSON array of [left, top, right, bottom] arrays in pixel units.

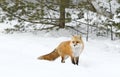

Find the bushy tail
[[37, 49, 59, 61]]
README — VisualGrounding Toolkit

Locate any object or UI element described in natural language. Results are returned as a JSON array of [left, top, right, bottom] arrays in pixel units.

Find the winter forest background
[[0, 0, 120, 77], [0, 0, 120, 40]]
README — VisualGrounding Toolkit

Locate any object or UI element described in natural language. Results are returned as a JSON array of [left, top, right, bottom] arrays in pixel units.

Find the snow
[[0, 0, 120, 76], [0, 21, 18, 32], [113, 14, 120, 23], [116, 30, 120, 33], [0, 32, 120, 77], [92, 0, 120, 14]]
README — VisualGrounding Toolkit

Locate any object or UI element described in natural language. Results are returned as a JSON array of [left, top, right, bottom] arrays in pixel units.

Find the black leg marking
[[61, 56, 65, 63], [75, 57, 79, 65], [71, 57, 76, 65]]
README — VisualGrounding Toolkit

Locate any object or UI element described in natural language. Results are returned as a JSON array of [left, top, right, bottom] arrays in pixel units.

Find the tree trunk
[[86, 11, 89, 41], [110, 25, 113, 40], [106, 25, 109, 37], [59, 0, 65, 28], [109, 0, 113, 40]]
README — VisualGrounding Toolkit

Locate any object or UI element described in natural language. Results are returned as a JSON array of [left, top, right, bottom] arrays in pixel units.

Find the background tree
[[0, 0, 71, 30], [0, 0, 100, 30], [0, 0, 120, 39]]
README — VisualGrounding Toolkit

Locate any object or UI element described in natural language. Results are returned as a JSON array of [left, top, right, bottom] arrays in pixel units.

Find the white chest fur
[[70, 44, 82, 57]]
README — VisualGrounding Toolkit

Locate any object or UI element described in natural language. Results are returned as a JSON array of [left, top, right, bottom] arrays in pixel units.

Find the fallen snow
[[0, 33, 120, 77]]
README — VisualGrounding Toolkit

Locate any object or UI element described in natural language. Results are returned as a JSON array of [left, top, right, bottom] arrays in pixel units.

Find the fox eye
[[72, 41, 80, 43], [76, 41, 79, 43], [72, 41, 75, 43]]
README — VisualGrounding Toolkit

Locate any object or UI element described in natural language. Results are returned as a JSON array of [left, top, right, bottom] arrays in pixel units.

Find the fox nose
[[74, 44, 77, 46]]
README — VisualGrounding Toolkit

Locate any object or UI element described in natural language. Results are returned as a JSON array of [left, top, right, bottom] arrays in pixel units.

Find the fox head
[[70, 35, 83, 48]]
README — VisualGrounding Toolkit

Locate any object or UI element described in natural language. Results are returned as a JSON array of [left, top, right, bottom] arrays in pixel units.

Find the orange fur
[[37, 35, 84, 65], [38, 49, 59, 61]]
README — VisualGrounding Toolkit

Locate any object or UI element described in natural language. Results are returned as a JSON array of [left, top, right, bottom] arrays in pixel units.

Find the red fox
[[37, 35, 84, 65]]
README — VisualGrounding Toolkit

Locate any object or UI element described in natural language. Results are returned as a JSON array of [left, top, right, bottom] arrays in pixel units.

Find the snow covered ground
[[0, 32, 120, 77]]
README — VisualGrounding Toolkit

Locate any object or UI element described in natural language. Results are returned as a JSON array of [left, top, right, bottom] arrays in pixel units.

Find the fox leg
[[61, 56, 69, 63], [70, 56, 76, 65], [75, 57, 79, 65], [61, 56, 65, 63]]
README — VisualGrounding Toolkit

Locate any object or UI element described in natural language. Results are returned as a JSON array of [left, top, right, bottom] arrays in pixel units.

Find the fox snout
[[73, 44, 77, 47]]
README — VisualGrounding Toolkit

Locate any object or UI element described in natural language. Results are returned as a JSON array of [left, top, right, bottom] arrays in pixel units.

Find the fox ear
[[79, 35, 82, 39], [72, 35, 75, 37]]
